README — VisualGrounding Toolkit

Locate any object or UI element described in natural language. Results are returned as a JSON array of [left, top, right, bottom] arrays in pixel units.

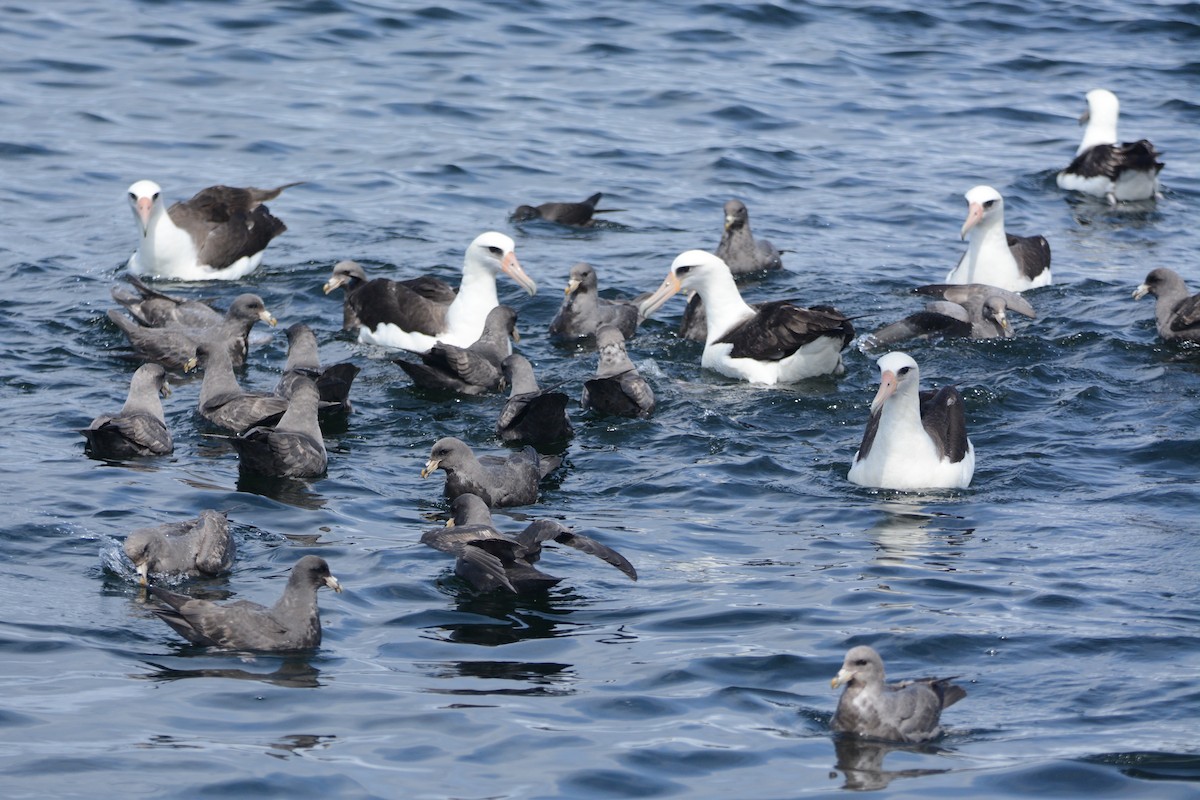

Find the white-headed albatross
[[945, 186, 1051, 292], [126, 179, 300, 281], [638, 250, 853, 385], [848, 352, 974, 490], [1057, 89, 1163, 204], [330, 231, 536, 354]]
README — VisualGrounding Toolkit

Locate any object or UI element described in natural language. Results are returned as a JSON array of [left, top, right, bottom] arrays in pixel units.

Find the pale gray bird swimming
[[81, 363, 173, 458], [110, 274, 226, 328], [274, 322, 359, 412], [394, 306, 518, 395], [225, 378, 327, 478], [107, 293, 277, 371], [863, 283, 1036, 347], [123, 509, 235, 586], [148, 555, 341, 651], [548, 262, 640, 341], [322, 259, 457, 335], [831, 645, 966, 743], [420, 437, 560, 508], [715, 199, 783, 276]]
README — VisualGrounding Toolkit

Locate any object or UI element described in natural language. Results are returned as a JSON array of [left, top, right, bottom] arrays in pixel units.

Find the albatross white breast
[[126, 179, 300, 281], [1057, 89, 1163, 204], [638, 250, 853, 385], [348, 231, 537, 354], [848, 352, 974, 490], [945, 185, 1051, 292]]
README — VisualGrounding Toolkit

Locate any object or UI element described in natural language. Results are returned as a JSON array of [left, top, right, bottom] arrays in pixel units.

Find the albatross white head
[[637, 250, 740, 318], [127, 179, 164, 236], [1077, 88, 1120, 155], [868, 352, 921, 414], [463, 231, 537, 296], [959, 185, 1006, 242]]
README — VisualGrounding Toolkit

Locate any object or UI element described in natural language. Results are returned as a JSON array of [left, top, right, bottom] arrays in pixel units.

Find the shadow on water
[[863, 501, 976, 566], [832, 736, 953, 792], [235, 472, 327, 510], [420, 580, 586, 647], [419, 659, 576, 697], [134, 655, 323, 688]]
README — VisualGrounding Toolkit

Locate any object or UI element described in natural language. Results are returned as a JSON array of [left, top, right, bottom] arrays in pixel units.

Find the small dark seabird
[[581, 325, 655, 419], [322, 259, 456, 335], [421, 436, 561, 508], [110, 274, 225, 328], [679, 199, 783, 341], [421, 494, 637, 594], [1057, 88, 1163, 204], [831, 645, 966, 743], [548, 262, 641, 341], [511, 192, 610, 226], [715, 199, 783, 276], [123, 510, 235, 586], [395, 306, 517, 396], [495, 354, 573, 445], [191, 342, 290, 433], [225, 378, 327, 479], [274, 322, 359, 413], [323, 232, 536, 353], [107, 293, 277, 371], [81, 363, 173, 458], [640, 250, 853, 384], [148, 555, 341, 651], [848, 352, 974, 490], [863, 283, 1036, 347], [945, 186, 1051, 292], [125, 179, 301, 281], [1133, 268, 1200, 343]]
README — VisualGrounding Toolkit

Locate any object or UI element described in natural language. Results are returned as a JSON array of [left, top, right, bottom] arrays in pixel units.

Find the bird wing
[[516, 521, 638, 581], [1006, 233, 1051, 283], [919, 386, 971, 463], [720, 301, 854, 361]]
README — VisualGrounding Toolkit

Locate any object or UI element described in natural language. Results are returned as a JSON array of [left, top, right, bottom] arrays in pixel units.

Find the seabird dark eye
[[855, 659, 868, 666], [487, 246, 502, 256], [676, 265, 692, 275], [128, 192, 136, 201], [983, 199, 995, 208], [898, 366, 911, 376], [152, 192, 160, 201]]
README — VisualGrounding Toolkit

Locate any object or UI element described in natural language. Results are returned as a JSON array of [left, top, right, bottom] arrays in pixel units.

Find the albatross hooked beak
[[960, 202, 984, 240], [637, 270, 683, 320], [134, 196, 154, 236], [501, 251, 538, 296], [868, 370, 898, 414]]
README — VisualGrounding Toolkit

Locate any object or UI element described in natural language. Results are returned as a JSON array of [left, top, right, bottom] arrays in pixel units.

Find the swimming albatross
[[324, 232, 536, 353], [126, 179, 300, 281], [831, 645, 967, 743], [1057, 89, 1163, 204], [148, 555, 341, 651], [945, 186, 1051, 292], [848, 352, 974, 490], [639, 250, 853, 384]]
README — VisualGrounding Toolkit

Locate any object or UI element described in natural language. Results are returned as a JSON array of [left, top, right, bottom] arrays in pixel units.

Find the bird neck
[[1078, 116, 1118, 155], [695, 271, 755, 341]]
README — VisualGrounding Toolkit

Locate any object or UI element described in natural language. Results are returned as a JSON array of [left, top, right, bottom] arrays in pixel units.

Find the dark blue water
[[2, 0, 1199, 797]]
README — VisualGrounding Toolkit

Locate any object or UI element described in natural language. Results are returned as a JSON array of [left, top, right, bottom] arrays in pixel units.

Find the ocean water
[[2, 0, 1199, 797]]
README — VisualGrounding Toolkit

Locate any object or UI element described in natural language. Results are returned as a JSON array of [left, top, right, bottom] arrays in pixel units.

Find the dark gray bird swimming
[[148, 555, 341, 651], [226, 378, 327, 478], [1133, 268, 1200, 343], [679, 200, 784, 341], [81, 363, 173, 458], [582, 325, 655, 419], [123, 509, 235, 586], [192, 342, 290, 433], [511, 192, 610, 226], [716, 199, 783, 276], [864, 284, 1036, 347], [322, 259, 457, 334], [107, 293, 277, 371], [395, 305, 518, 395], [495, 354, 573, 445], [126, 179, 301, 281], [421, 436, 561, 508], [831, 645, 966, 743], [110, 274, 226, 328], [421, 493, 637, 594], [274, 322, 359, 412], [548, 262, 641, 341]]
